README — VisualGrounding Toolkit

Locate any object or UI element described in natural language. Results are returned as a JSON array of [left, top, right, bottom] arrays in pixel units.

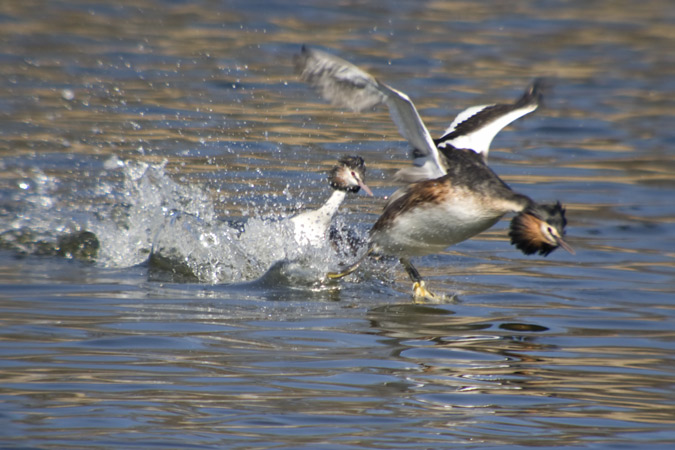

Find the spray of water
[[0, 156, 360, 288]]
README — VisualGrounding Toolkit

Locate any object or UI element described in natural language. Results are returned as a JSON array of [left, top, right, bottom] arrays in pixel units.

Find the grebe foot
[[412, 280, 441, 302], [327, 247, 373, 279], [326, 259, 362, 279]]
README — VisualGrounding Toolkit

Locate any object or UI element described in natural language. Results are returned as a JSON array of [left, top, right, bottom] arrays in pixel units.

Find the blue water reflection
[[1, 0, 674, 449]]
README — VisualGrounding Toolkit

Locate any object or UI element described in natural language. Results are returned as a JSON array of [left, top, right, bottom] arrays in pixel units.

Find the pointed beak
[[359, 180, 374, 197], [555, 236, 575, 255]]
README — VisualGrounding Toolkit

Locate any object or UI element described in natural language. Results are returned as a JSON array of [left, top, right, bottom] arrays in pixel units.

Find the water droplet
[[61, 89, 75, 101]]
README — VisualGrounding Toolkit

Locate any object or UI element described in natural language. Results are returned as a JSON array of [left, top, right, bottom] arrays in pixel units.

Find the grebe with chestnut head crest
[[296, 46, 572, 300]]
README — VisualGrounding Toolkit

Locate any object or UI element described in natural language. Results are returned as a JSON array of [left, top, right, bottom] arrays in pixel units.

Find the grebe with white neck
[[290, 155, 372, 248]]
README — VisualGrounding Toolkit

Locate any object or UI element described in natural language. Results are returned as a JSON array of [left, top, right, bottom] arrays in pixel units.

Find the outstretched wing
[[294, 45, 387, 112], [295, 46, 446, 181], [436, 79, 545, 160]]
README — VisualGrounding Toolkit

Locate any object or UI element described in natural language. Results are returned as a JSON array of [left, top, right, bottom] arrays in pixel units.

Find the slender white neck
[[317, 189, 347, 218], [289, 188, 348, 247]]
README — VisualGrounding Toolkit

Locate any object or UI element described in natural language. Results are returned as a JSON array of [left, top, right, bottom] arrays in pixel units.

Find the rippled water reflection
[[1, 0, 674, 449]]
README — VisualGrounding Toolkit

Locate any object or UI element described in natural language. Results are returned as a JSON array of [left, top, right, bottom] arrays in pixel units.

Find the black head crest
[[329, 155, 369, 194]]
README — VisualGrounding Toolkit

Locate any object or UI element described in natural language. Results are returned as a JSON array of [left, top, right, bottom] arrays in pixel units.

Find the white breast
[[371, 200, 504, 257]]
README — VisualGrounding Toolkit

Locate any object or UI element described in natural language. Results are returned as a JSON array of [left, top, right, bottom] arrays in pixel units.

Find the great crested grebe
[[290, 155, 372, 248], [295, 46, 573, 300]]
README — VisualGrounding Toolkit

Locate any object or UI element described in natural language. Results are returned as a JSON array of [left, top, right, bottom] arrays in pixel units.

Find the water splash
[[0, 156, 357, 287], [149, 208, 349, 286], [89, 158, 218, 267]]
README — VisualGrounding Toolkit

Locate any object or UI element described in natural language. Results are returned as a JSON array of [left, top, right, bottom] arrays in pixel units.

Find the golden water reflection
[[1, 0, 674, 448]]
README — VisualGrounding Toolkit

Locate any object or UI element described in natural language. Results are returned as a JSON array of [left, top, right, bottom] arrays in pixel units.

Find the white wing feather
[[441, 104, 539, 158]]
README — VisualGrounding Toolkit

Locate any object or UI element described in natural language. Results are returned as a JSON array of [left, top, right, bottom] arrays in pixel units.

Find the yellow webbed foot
[[412, 281, 441, 303], [326, 248, 371, 280], [326, 262, 360, 280]]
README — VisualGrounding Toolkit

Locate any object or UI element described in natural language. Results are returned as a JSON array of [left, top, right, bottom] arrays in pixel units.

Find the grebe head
[[509, 202, 574, 256], [329, 155, 373, 196]]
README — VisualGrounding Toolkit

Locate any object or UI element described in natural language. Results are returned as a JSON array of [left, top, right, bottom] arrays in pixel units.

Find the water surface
[[1, 1, 674, 449]]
